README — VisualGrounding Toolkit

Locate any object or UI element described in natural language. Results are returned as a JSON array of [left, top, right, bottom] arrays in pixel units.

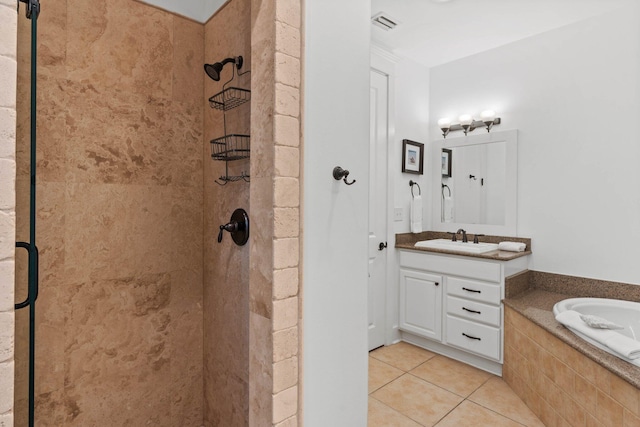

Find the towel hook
[[333, 166, 356, 185], [409, 180, 421, 197]]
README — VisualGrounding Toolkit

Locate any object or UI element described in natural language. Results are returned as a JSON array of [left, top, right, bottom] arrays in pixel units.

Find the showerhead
[[204, 56, 244, 81]]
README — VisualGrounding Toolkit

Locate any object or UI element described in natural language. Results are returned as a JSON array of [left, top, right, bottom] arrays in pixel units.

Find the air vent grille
[[371, 12, 399, 31]]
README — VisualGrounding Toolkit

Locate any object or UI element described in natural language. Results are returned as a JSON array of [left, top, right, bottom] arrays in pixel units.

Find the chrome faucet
[[456, 228, 468, 243]]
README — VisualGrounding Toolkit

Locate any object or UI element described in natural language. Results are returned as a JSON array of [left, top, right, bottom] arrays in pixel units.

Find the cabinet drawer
[[447, 277, 501, 305], [446, 315, 501, 361], [446, 296, 500, 327]]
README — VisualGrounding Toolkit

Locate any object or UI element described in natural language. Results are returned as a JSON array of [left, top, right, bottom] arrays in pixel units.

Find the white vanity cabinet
[[399, 269, 442, 341], [398, 249, 528, 375]]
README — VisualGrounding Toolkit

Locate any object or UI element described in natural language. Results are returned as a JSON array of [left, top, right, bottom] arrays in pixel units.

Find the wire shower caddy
[[208, 63, 251, 185]]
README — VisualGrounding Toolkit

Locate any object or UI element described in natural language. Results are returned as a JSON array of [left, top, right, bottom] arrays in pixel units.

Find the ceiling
[[371, 0, 635, 68], [136, 0, 226, 23]]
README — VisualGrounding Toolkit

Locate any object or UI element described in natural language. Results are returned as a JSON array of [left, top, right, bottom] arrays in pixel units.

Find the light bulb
[[480, 110, 496, 121], [438, 118, 451, 129], [459, 114, 473, 126]]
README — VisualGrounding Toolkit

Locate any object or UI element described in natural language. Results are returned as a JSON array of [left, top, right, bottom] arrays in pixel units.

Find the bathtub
[[553, 297, 640, 364]]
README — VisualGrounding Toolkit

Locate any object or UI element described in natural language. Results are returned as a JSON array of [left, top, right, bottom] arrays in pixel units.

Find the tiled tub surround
[[503, 271, 640, 426], [396, 231, 531, 261]]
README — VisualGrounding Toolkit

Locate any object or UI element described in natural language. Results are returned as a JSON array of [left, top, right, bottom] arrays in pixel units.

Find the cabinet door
[[399, 269, 443, 341]]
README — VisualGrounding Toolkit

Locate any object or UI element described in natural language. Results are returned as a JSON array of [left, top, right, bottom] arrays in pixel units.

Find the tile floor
[[368, 342, 545, 427]]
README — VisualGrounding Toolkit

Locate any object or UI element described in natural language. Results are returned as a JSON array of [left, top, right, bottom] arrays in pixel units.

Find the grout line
[[368, 348, 543, 426], [368, 395, 428, 427], [432, 399, 465, 426], [464, 401, 530, 427]]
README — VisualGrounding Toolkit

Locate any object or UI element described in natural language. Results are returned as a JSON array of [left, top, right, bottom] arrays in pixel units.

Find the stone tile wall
[[14, 1, 205, 425], [249, 0, 302, 425], [0, 0, 17, 425], [504, 307, 640, 427], [202, 0, 252, 425]]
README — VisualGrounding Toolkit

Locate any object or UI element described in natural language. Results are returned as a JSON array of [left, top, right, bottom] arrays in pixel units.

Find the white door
[[368, 69, 388, 350]]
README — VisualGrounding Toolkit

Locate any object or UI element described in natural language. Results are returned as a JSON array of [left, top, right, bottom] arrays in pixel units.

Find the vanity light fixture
[[437, 118, 451, 138], [438, 111, 501, 138]]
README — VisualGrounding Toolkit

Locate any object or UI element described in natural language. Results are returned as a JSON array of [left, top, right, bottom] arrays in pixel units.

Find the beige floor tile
[[369, 357, 404, 394], [372, 374, 463, 426], [370, 342, 436, 372], [469, 377, 545, 426], [435, 400, 523, 427], [410, 355, 493, 397], [368, 397, 423, 427]]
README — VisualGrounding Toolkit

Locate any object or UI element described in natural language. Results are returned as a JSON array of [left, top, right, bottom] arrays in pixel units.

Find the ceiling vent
[[371, 12, 399, 31]]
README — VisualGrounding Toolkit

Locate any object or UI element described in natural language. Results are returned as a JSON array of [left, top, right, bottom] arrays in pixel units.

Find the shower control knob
[[218, 222, 238, 243], [217, 208, 250, 246]]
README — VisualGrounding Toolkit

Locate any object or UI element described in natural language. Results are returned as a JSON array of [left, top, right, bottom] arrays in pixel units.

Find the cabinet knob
[[434, 282, 439, 286]]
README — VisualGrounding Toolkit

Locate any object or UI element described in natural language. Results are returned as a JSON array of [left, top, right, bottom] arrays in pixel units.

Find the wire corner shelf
[[208, 87, 251, 111], [210, 134, 250, 161]]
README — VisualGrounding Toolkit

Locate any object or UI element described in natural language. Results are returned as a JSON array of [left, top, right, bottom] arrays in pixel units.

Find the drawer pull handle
[[462, 287, 481, 294], [435, 282, 439, 286], [462, 333, 482, 341], [462, 307, 481, 314]]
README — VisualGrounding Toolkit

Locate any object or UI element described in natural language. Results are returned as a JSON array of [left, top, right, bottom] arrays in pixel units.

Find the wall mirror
[[432, 130, 518, 236]]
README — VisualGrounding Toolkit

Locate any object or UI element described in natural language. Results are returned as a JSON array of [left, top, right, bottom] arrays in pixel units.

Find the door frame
[[371, 46, 400, 346]]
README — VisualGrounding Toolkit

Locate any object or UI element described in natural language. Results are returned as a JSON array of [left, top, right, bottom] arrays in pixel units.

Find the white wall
[[303, 0, 371, 425], [390, 57, 431, 234], [0, 0, 16, 424], [429, 3, 640, 285]]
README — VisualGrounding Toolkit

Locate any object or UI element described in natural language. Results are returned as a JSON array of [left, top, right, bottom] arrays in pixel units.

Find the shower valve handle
[[217, 209, 250, 246], [218, 222, 239, 243]]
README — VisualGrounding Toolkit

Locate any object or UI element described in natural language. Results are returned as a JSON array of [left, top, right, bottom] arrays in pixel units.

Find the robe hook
[[333, 166, 356, 185]]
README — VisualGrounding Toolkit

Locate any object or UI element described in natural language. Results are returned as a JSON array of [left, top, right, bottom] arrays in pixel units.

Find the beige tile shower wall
[[504, 307, 640, 427], [0, 0, 17, 425], [249, 0, 302, 425], [202, 1, 252, 426], [14, 0, 204, 425]]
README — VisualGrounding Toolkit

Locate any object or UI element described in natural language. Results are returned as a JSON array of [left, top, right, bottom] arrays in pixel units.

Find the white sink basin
[[415, 239, 499, 254]]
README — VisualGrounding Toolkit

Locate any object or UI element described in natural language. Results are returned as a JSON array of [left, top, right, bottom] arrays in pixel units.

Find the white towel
[[497, 241, 526, 252], [443, 196, 453, 223], [411, 195, 423, 234], [556, 310, 640, 362]]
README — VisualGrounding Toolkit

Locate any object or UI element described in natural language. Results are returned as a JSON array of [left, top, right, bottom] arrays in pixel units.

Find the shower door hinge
[[17, 0, 40, 19]]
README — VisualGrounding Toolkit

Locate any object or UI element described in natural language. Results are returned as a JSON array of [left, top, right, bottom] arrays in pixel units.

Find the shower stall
[[11, 0, 276, 425]]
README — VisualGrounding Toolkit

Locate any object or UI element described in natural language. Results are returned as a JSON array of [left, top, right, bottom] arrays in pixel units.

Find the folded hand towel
[[556, 310, 640, 362], [411, 195, 423, 234], [443, 196, 453, 223], [498, 241, 526, 252]]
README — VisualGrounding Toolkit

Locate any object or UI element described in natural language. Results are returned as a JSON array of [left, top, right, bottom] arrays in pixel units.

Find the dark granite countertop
[[395, 231, 532, 261], [504, 285, 640, 388]]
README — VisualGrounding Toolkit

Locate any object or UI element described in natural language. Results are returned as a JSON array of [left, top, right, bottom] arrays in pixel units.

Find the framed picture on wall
[[442, 148, 452, 177], [402, 139, 424, 175]]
